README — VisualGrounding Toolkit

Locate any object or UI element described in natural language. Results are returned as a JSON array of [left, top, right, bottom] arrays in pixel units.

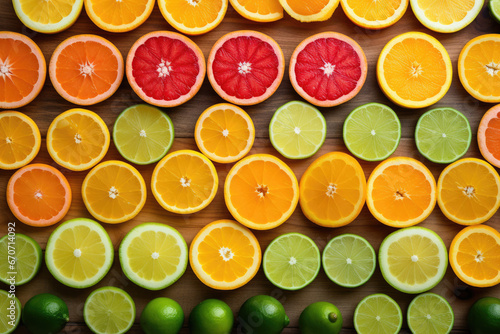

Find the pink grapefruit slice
[[126, 31, 206, 107], [207, 30, 285, 106], [478, 104, 500, 168], [290, 32, 368, 107]]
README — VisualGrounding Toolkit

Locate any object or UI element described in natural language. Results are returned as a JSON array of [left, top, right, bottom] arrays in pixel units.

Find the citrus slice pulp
[[407, 293, 454, 334], [341, 0, 408, 29], [229, 0, 283, 22], [279, 0, 340, 22], [0, 233, 41, 286], [84, 0, 155, 32], [478, 104, 500, 168], [354, 294, 403, 334]]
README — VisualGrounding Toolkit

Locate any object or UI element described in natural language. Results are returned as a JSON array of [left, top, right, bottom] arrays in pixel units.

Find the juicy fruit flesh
[[463, 38, 500, 99], [485, 110, 500, 161], [345, 0, 402, 21], [19, 0, 74, 24], [91, 0, 150, 25], [284, 0, 332, 15], [408, 294, 454, 334], [416, 0, 474, 24], [236, 0, 283, 15], [355, 295, 401, 334], [162, 0, 224, 29], [212, 36, 280, 100], [0, 235, 39, 284], [0, 291, 19, 332], [455, 231, 500, 281], [132, 36, 200, 101], [85, 289, 134, 333], [0, 114, 38, 165]]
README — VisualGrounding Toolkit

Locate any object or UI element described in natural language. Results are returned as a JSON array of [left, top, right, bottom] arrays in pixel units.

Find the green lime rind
[[0, 233, 42, 286], [415, 107, 471, 164], [269, 101, 327, 160], [84, 286, 135, 334], [354, 293, 403, 334], [343, 103, 401, 161], [263, 232, 321, 291], [408, 293, 454, 334], [119, 222, 188, 291], [0, 289, 21, 334], [322, 234, 376, 288], [490, 0, 500, 24], [113, 104, 175, 165]]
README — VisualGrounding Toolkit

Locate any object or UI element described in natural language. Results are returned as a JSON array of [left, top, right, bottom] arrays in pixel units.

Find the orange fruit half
[[279, 0, 340, 22], [341, 0, 408, 29], [189, 219, 261, 290], [366, 157, 436, 227], [229, 0, 283, 22], [7, 164, 72, 227], [300, 152, 366, 228], [49, 35, 124, 106], [84, 0, 155, 32], [0, 32, 46, 109], [450, 224, 500, 287], [478, 104, 500, 168], [224, 154, 299, 230]]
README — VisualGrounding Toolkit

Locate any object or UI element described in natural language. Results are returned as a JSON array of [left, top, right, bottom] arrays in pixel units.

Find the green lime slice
[[322, 234, 376, 288], [490, 0, 500, 24], [113, 104, 174, 165], [343, 103, 401, 161], [84, 286, 135, 334], [415, 107, 471, 164], [0, 233, 41, 286], [408, 293, 454, 334], [0, 289, 20, 334], [263, 232, 321, 290], [269, 101, 326, 159], [354, 294, 403, 334]]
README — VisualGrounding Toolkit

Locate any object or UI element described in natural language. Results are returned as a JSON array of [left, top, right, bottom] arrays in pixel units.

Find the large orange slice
[[229, 0, 283, 22], [84, 0, 155, 32], [49, 35, 124, 106], [224, 154, 299, 230], [279, 0, 340, 22], [189, 220, 261, 290], [366, 157, 436, 227], [341, 0, 408, 29], [0, 32, 46, 109], [7, 164, 72, 227], [478, 104, 500, 168], [299, 152, 366, 228]]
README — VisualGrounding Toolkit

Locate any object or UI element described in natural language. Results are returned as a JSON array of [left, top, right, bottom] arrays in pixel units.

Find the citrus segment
[[407, 293, 454, 334], [229, 0, 283, 22], [0, 234, 41, 286], [279, 0, 339, 22], [0, 290, 20, 334], [84, 0, 155, 32], [354, 294, 403, 334], [478, 104, 500, 167], [341, 0, 408, 29], [490, 0, 500, 23]]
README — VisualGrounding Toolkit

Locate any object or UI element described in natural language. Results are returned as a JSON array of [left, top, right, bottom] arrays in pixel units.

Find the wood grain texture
[[1, 1, 499, 333]]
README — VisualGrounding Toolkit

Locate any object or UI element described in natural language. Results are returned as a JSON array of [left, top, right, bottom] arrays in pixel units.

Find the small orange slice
[[478, 104, 500, 168], [189, 219, 261, 290], [300, 152, 366, 228], [7, 164, 72, 227], [49, 35, 124, 106], [229, 0, 283, 22], [0, 32, 46, 109], [450, 224, 500, 287], [224, 154, 299, 230], [366, 157, 436, 227], [341, 0, 408, 29], [279, 0, 340, 22], [84, 0, 155, 32]]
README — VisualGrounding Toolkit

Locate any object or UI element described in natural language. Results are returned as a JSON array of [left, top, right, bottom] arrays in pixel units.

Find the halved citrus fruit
[[13, 0, 83, 33], [0, 289, 20, 334], [0, 32, 46, 109], [47, 108, 110, 171], [229, 0, 283, 22], [151, 150, 218, 214], [127, 31, 205, 108], [195, 103, 255, 163], [279, 0, 339, 22], [82, 160, 147, 224], [0, 233, 42, 286], [290, 32, 367, 107], [458, 34, 500, 103], [224, 154, 299, 230], [437, 158, 500, 225], [341, 0, 408, 29], [190, 220, 261, 290], [366, 157, 436, 227], [478, 104, 500, 168], [84, 0, 155, 32], [299, 152, 366, 228], [354, 294, 403, 334], [377, 32, 452, 109], [407, 293, 454, 334], [207, 30, 285, 106], [0, 111, 41, 170], [7, 164, 72, 227], [49, 35, 124, 106]]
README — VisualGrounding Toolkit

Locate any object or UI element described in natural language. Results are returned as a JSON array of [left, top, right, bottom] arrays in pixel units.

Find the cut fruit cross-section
[[354, 294, 403, 334], [279, 0, 340, 22], [0, 233, 42, 286], [478, 104, 500, 168], [341, 0, 408, 29], [229, 0, 283, 22], [407, 293, 454, 334], [84, 0, 155, 32], [0, 289, 20, 334]]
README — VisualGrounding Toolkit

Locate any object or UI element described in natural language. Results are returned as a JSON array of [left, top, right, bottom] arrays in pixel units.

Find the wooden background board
[[1, 1, 500, 333]]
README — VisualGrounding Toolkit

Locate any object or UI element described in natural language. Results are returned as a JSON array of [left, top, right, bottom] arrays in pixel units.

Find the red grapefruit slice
[[126, 31, 206, 107], [290, 32, 367, 107], [207, 30, 285, 106], [478, 104, 500, 168]]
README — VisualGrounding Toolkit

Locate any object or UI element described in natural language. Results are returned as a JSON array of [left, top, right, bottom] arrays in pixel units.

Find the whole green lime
[[22, 293, 69, 334], [468, 297, 500, 334], [237, 295, 289, 334], [189, 299, 233, 334], [140, 297, 184, 334], [299, 301, 343, 334]]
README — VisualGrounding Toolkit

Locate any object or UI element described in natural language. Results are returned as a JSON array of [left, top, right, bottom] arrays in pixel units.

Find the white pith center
[[320, 62, 335, 77], [222, 129, 229, 137], [346, 258, 352, 265], [256, 184, 269, 198], [371, 130, 376, 136], [461, 185, 475, 198], [442, 133, 447, 138], [79, 61, 95, 77], [410, 62, 423, 77], [157, 59, 172, 78], [6, 137, 12, 144], [289, 256, 297, 265], [74, 133, 82, 144], [326, 183, 337, 198], [411, 255, 419, 262], [219, 247, 234, 261], [186, 0, 200, 6], [376, 316, 381, 321], [0, 63, 11, 78], [108, 186, 118, 199], [426, 314, 432, 320], [140, 130, 147, 137], [151, 252, 160, 260], [34, 190, 42, 199], [475, 250, 484, 263], [180, 177, 191, 187], [294, 127, 301, 134], [394, 189, 408, 200], [73, 249, 82, 258], [238, 62, 252, 74], [485, 62, 500, 77]]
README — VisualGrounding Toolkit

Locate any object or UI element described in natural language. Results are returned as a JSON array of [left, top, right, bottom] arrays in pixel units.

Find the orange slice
[[279, 0, 340, 22], [151, 150, 218, 214], [189, 219, 261, 290], [299, 152, 366, 228], [341, 0, 408, 29], [7, 164, 72, 227], [450, 224, 500, 287], [47, 109, 110, 171], [84, 0, 155, 32], [49, 35, 124, 106], [458, 34, 500, 103], [0, 111, 41, 170], [0, 32, 46, 109], [158, 0, 228, 35], [229, 0, 283, 22], [437, 158, 500, 225], [478, 104, 500, 168], [366, 157, 436, 227], [194, 103, 255, 164], [224, 154, 299, 230], [82, 160, 147, 224]]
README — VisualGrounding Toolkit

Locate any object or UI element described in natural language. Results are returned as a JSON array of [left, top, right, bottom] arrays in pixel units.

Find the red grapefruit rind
[[478, 104, 500, 168]]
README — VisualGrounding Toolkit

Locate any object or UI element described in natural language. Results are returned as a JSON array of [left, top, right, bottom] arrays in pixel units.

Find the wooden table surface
[[1, 1, 499, 333]]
